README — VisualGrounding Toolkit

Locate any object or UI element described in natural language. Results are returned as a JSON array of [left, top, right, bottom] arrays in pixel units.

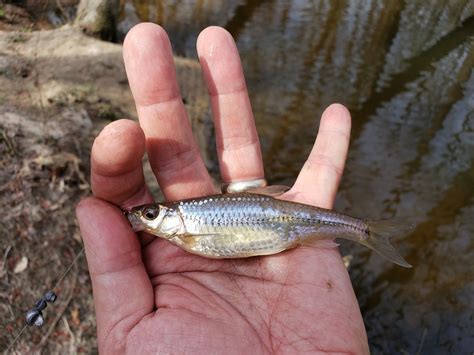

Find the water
[[118, 1, 474, 353]]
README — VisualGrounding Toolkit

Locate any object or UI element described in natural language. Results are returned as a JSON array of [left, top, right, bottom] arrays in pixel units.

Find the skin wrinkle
[[153, 279, 227, 318], [92, 172, 147, 204], [304, 153, 345, 177], [152, 307, 234, 347], [283, 334, 355, 355], [216, 134, 259, 151], [263, 303, 340, 354], [154, 274, 214, 309], [159, 272, 272, 354], [317, 128, 351, 143], [266, 258, 289, 353], [197, 270, 271, 350], [82, 228, 142, 274], [92, 161, 143, 180], [135, 312, 255, 354], [102, 304, 150, 353], [119, 184, 152, 211], [208, 84, 248, 98], [227, 271, 267, 318], [137, 94, 183, 110], [137, 103, 192, 141], [89, 256, 143, 278], [148, 143, 202, 173], [267, 252, 360, 350], [157, 274, 241, 320], [218, 277, 273, 354], [152, 265, 356, 354]]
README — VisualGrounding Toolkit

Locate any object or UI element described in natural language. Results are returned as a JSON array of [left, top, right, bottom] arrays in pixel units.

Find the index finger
[[91, 119, 153, 210]]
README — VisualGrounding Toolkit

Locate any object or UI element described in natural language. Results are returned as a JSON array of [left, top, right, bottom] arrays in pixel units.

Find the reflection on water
[[118, 1, 474, 352]]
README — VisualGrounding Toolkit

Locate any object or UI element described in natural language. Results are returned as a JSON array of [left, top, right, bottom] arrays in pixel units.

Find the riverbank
[[0, 25, 213, 352]]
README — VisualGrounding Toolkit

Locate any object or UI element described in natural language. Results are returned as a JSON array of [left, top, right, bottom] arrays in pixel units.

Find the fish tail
[[359, 220, 413, 268]]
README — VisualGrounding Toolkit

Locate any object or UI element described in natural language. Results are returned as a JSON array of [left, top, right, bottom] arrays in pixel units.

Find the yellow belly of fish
[[172, 229, 293, 258]]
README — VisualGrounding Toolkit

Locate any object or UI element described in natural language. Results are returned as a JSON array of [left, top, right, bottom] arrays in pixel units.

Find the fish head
[[126, 204, 183, 238]]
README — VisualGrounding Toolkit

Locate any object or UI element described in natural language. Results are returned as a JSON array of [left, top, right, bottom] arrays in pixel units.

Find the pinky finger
[[289, 104, 351, 209]]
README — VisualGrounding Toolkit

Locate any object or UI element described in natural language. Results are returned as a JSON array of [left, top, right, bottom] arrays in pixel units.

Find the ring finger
[[197, 27, 264, 185]]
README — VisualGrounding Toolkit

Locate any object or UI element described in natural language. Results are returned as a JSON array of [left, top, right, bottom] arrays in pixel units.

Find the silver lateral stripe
[[221, 178, 267, 193]]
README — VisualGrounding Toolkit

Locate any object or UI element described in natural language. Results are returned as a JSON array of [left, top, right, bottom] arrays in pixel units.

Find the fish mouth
[[125, 211, 144, 232]]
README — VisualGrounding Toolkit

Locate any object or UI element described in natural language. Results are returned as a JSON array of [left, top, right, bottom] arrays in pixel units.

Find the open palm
[[76, 24, 368, 354]]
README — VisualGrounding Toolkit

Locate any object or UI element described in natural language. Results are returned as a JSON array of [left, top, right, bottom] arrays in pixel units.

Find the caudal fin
[[359, 220, 413, 268]]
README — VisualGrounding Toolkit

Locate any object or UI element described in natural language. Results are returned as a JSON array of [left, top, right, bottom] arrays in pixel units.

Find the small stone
[[342, 255, 353, 269], [13, 256, 28, 274]]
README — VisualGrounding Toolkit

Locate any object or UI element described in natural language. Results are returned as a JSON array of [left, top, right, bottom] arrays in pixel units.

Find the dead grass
[[0, 133, 95, 353]]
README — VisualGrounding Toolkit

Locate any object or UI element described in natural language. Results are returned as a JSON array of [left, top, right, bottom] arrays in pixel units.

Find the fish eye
[[143, 207, 158, 220]]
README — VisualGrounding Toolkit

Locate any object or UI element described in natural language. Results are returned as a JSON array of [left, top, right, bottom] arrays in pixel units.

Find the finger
[[289, 104, 351, 209], [91, 119, 156, 245], [76, 198, 154, 352], [197, 26, 264, 183], [123, 23, 215, 200], [91, 119, 153, 210]]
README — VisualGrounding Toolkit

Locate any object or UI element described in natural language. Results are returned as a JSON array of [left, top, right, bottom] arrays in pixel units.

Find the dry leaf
[[0, 261, 5, 278], [342, 255, 353, 269], [13, 256, 28, 273], [71, 307, 80, 326]]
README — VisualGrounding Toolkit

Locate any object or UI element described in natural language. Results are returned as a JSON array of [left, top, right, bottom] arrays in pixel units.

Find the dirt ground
[[0, 24, 215, 353]]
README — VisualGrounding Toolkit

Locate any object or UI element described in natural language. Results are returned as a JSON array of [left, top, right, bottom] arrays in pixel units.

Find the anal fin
[[300, 238, 339, 249]]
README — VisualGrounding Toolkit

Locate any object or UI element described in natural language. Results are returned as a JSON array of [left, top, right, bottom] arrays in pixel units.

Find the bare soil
[[0, 25, 214, 353]]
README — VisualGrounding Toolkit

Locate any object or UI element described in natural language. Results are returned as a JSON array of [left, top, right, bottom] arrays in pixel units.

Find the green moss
[[9, 33, 28, 43], [97, 102, 117, 120]]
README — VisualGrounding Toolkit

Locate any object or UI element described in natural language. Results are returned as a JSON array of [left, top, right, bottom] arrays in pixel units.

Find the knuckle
[[305, 154, 344, 177]]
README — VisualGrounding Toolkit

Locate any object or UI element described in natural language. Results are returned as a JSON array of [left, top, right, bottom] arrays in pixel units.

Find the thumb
[[76, 197, 154, 352]]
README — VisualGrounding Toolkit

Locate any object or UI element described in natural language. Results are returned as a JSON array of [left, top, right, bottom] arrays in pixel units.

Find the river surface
[[118, 1, 474, 353]]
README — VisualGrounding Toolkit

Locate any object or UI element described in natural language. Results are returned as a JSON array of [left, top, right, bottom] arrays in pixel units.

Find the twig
[[2, 130, 17, 156], [2, 245, 11, 283], [55, 0, 69, 21], [4, 324, 28, 354], [415, 329, 427, 355], [62, 316, 76, 353]]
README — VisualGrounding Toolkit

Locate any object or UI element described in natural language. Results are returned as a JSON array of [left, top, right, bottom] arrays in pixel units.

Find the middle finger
[[123, 23, 215, 200]]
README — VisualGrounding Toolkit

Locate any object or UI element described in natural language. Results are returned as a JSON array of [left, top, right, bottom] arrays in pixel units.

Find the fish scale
[[165, 194, 355, 257], [127, 192, 412, 267]]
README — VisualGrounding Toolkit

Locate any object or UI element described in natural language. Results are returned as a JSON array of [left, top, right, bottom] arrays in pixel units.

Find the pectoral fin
[[177, 233, 220, 241]]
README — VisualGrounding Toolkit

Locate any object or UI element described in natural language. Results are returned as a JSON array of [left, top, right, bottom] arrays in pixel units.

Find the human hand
[[76, 24, 368, 354]]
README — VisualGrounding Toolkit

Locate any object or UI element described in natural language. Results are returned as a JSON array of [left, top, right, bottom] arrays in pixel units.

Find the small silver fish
[[126, 192, 412, 267]]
